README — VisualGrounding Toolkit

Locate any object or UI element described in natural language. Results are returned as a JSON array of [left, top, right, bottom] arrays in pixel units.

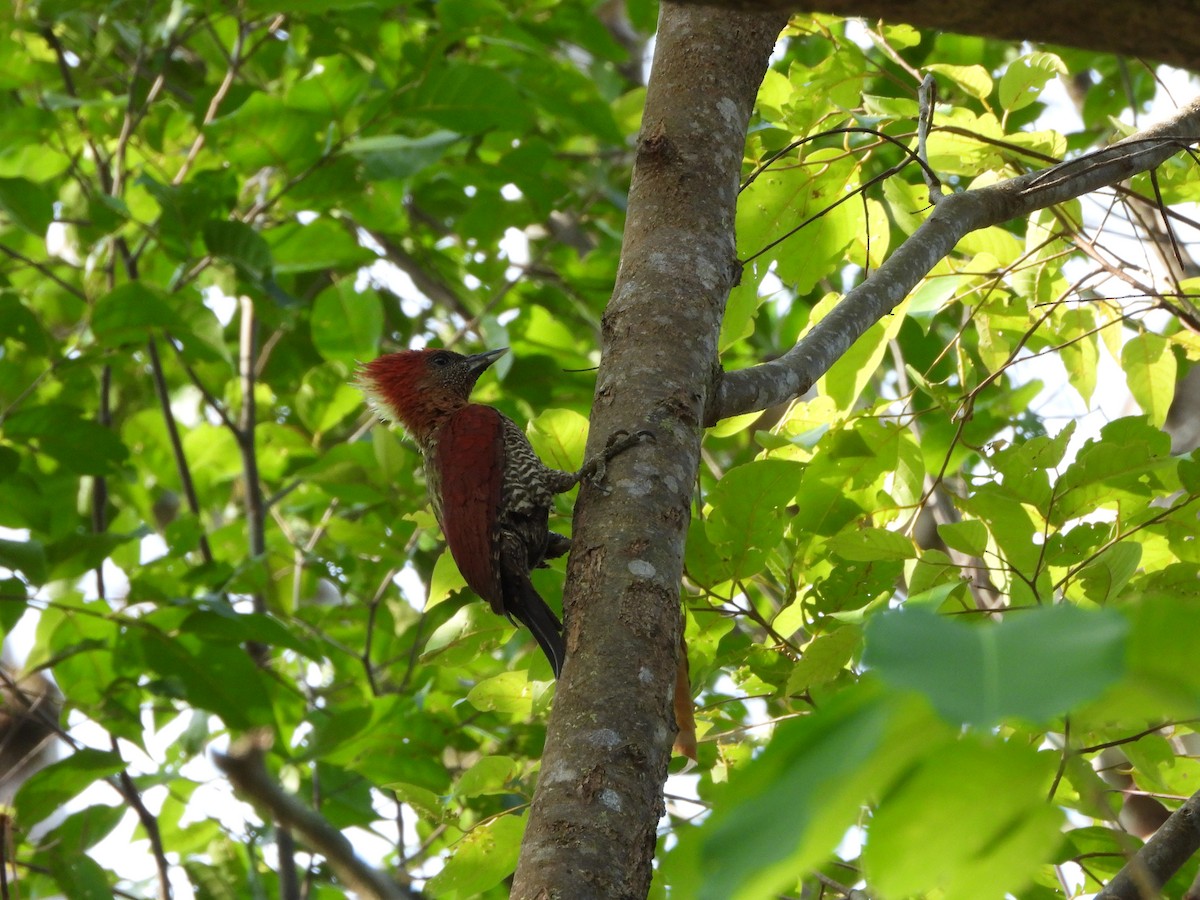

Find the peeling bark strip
[[509, 4, 789, 899]]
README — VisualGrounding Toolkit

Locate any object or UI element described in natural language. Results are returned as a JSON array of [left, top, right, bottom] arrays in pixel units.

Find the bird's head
[[358, 347, 507, 440]]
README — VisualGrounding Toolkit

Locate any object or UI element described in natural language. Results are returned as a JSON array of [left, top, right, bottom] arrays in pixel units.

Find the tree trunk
[[510, 4, 788, 898]]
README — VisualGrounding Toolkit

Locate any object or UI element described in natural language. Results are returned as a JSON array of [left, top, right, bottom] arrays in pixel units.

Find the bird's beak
[[465, 347, 507, 375]]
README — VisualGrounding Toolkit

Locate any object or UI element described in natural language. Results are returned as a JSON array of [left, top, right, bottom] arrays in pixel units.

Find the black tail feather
[[505, 569, 565, 677]]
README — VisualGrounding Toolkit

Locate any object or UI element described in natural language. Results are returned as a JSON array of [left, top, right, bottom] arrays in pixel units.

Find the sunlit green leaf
[[1122, 332, 1176, 428], [467, 670, 535, 717], [863, 605, 1127, 725], [925, 63, 993, 99], [826, 526, 916, 562], [455, 755, 518, 799], [427, 814, 526, 898], [998, 51, 1067, 112], [707, 460, 804, 579], [665, 687, 942, 900], [865, 736, 1063, 899], [15, 750, 125, 826]]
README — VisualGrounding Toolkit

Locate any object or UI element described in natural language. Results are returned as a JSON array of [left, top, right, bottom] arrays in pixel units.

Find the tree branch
[[213, 733, 415, 900], [673, 0, 1200, 73], [711, 99, 1200, 423], [1096, 788, 1200, 899]]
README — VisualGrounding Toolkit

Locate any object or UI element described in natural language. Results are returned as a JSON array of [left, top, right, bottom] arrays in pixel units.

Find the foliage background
[[1, 0, 1199, 897]]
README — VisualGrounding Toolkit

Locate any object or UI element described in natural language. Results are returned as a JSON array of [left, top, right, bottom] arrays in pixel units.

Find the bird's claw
[[605, 428, 656, 455], [584, 428, 655, 488]]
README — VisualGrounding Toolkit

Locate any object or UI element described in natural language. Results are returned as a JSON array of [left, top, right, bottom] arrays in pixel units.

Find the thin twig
[[146, 338, 215, 564], [237, 297, 267, 616], [917, 74, 945, 204], [172, 20, 248, 186], [0, 244, 87, 301], [112, 738, 172, 900], [168, 339, 239, 431], [92, 365, 112, 600], [363, 566, 401, 697]]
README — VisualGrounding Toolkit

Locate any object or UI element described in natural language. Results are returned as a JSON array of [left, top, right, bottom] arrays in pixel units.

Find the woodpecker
[[359, 347, 641, 677]]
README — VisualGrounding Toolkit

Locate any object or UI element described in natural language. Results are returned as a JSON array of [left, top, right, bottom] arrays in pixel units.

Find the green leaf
[[998, 52, 1067, 112], [410, 65, 529, 133], [311, 282, 383, 365], [1076, 541, 1141, 604], [907, 272, 974, 321], [1181, 456, 1200, 495], [297, 368, 363, 435], [865, 736, 1063, 899], [179, 608, 319, 657], [44, 804, 127, 855], [455, 755, 517, 799], [925, 63, 993, 99], [1121, 332, 1176, 428], [1059, 307, 1099, 404], [267, 218, 377, 274], [15, 750, 125, 825], [0, 176, 53, 233], [466, 671, 534, 717], [527, 407, 588, 474], [937, 519, 989, 557], [1126, 592, 1200, 715], [92, 283, 185, 347], [137, 632, 275, 729], [736, 153, 861, 295], [284, 54, 369, 116], [203, 220, 274, 283], [0, 576, 27, 634], [310, 696, 450, 790], [427, 814, 526, 898], [684, 516, 730, 588], [210, 92, 322, 170], [0, 536, 47, 585], [820, 297, 906, 411], [826, 527, 916, 562], [343, 131, 461, 181], [2, 405, 128, 476], [863, 605, 1127, 725], [388, 782, 446, 824], [41, 849, 113, 900], [786, 626, 860, 695], [665, 687, 940, 900], [706, 460, 804, 579]]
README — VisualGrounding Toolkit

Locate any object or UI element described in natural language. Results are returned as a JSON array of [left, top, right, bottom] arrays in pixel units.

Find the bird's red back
[[433, 404, 507, 611]]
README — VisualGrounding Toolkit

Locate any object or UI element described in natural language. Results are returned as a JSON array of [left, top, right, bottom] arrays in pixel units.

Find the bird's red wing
[[434, 404, 506, 611]]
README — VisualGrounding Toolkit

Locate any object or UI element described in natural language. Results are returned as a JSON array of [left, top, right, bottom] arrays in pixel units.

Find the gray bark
[[509, 4, 789, 898]]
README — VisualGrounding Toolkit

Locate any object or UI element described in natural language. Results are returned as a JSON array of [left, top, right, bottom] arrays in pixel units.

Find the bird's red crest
[[358, 350, 437, 431], [358, 347, 505, 443]]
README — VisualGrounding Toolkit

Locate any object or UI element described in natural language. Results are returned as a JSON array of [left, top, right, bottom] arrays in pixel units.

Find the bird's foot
[[584, 429, 655, 488]]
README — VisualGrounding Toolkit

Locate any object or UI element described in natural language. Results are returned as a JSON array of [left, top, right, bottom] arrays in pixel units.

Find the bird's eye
[[430, 352, 451, 367]]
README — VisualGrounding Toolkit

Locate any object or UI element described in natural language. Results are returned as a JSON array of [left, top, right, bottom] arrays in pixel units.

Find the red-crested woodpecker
[[359, 347, 642, 677]]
